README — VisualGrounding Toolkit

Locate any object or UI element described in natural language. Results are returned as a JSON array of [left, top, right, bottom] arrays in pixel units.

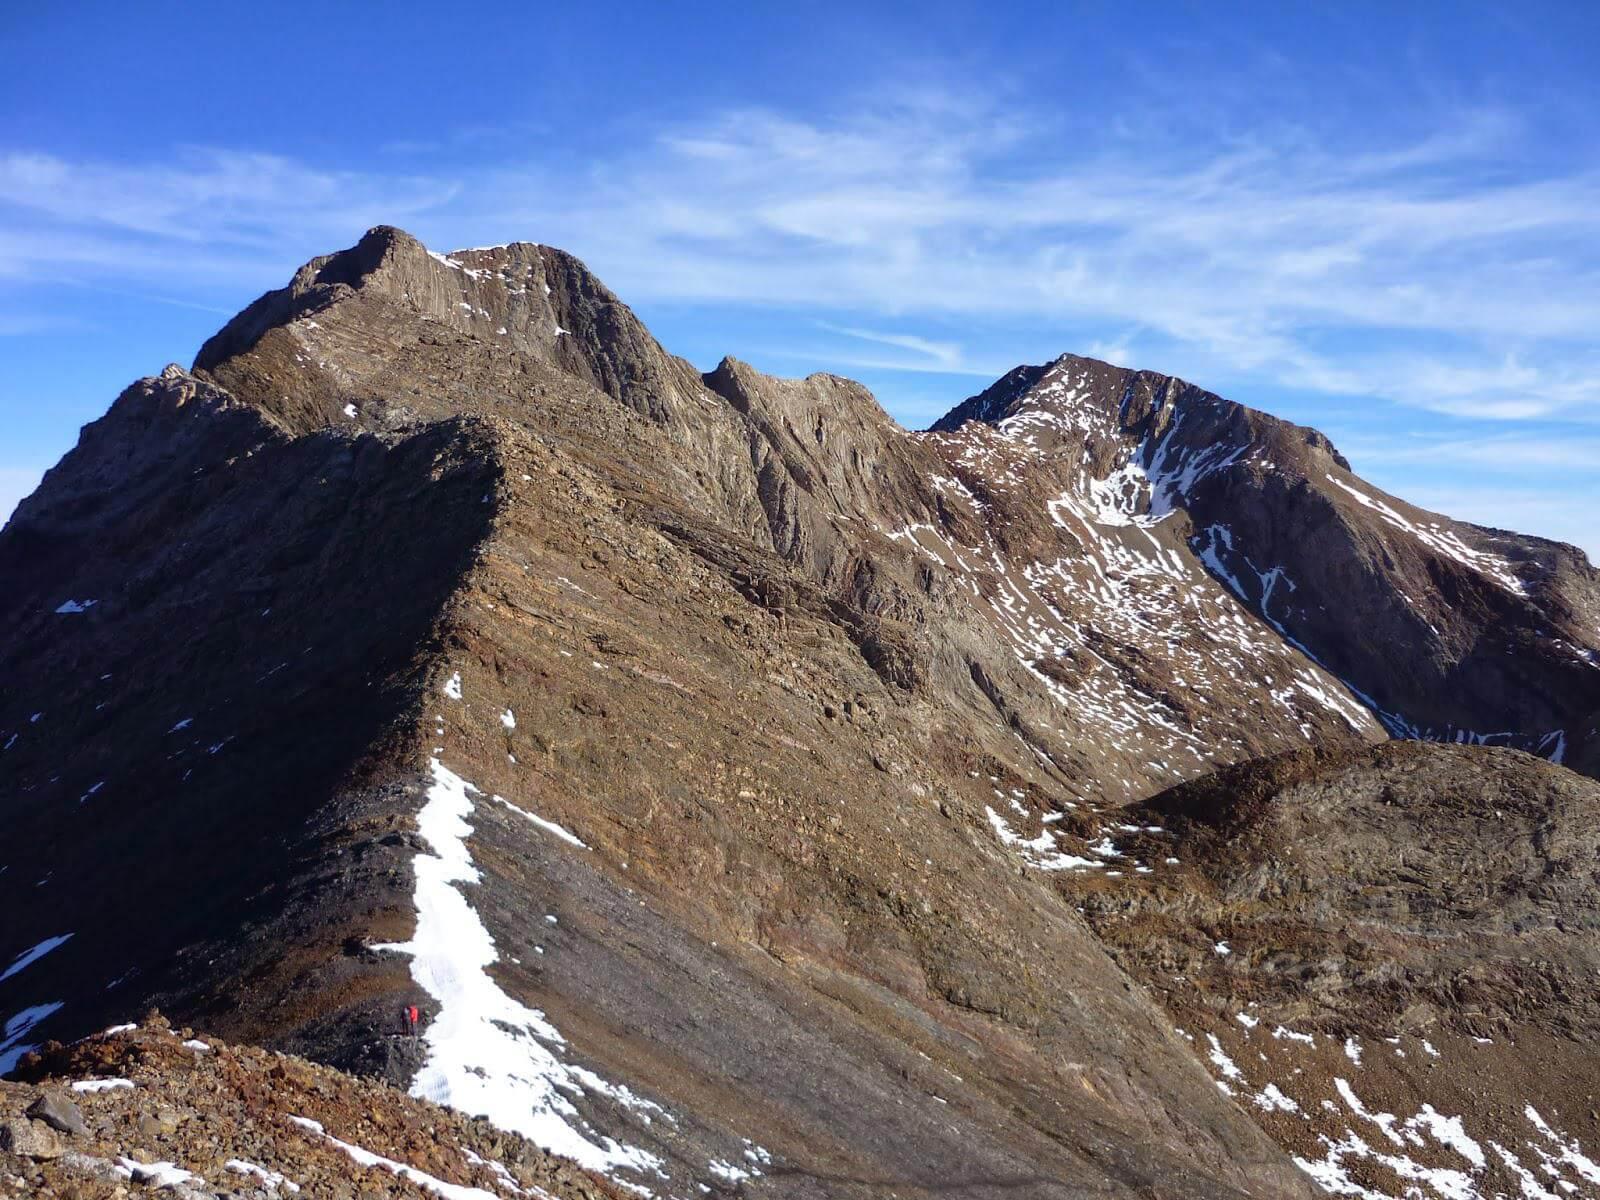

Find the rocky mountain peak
[[703, 354, 904, 452], [187, 226, 706, 436], [193, 225, 435, 371], [933, 350, 1351, 477]]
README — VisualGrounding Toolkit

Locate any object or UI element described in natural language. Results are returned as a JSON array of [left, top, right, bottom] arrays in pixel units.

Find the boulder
[[0, 1116, 64, 1159], [25, 1090, 86, 1136]]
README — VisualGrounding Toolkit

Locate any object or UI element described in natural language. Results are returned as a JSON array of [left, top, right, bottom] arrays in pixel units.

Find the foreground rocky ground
[[0, 1016, 627, 1199]]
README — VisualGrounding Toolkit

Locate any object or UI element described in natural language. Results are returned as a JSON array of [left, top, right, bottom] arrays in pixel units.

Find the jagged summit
[[930, 349, 1352, 472], [191, 226, 910, 446], [921, 345, 1597, 760], [188, 225, 698, 434], [2, 225, 1599, 1198], [193, 224, 448, 369]]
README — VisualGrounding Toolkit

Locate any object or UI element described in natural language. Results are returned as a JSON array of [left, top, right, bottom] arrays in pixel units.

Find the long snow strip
[[375, 758, 663, 1180]]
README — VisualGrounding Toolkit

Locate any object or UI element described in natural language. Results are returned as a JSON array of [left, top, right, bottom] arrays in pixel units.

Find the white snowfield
[[377, 750, 778, 1196]]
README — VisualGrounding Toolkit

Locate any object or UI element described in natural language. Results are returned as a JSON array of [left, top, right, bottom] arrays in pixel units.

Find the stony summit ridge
[[2, 225, 1599, 1198]]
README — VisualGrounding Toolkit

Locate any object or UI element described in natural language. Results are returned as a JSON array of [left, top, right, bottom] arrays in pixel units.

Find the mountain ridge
[[285, 228, 1598, 775], [3, 225, 1598, 1198]]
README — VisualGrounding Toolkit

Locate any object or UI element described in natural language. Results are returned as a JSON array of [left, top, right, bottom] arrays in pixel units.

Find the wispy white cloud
[[0, 311, 78, 336], [478, 98, 1600, 422], [1083, 331, 1143, 370], [1340, 431, 1600, 472], [815, 323, 965, 369], [0, 148, 456, 284], [1, 91, 1597, 432], [759, 347, 1002, 379]]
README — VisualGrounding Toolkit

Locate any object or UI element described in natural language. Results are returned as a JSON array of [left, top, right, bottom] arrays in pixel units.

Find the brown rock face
[[1, 225, 1596, 1198]]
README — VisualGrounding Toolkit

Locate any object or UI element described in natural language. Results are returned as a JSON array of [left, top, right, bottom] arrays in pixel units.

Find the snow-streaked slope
[[375, 757, 666, 1183]]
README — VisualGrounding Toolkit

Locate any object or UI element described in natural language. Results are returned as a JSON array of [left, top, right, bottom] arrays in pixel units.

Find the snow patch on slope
[[289, 1115, 497, 1200], [376, 758, 662, 1182], [0, 932, 73, 983], [1325, 474, 1528, 597], [490, 794, 589, 849], [1195, 1022, 1600, 1200], [0, 1001, 64, 1075], [1084, 414, 1247, 528], [1191, 523, 1569, 755], [984, 806, 1103, 871]]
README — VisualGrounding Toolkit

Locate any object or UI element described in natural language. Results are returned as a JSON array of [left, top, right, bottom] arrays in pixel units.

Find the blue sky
[[2, 1, 1597, 558]]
